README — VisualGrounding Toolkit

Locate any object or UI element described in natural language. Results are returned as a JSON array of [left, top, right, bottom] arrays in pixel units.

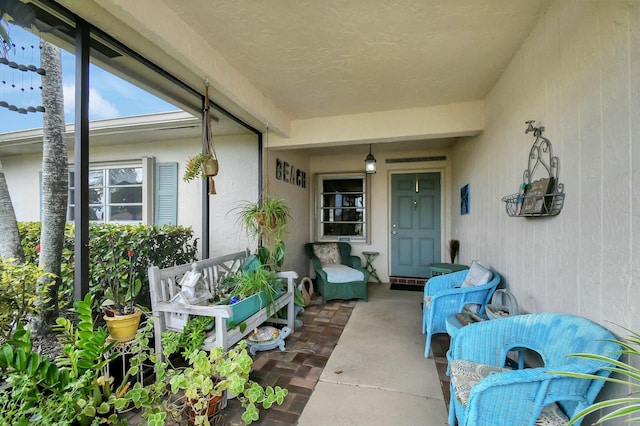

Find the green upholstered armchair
[[304, 242, 369, 303]]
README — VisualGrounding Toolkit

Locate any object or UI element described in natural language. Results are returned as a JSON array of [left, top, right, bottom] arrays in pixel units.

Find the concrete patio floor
[[297, 283, 449, 426]]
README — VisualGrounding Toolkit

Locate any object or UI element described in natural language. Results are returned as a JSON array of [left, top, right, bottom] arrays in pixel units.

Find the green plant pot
[[227, 292, 267, 325]]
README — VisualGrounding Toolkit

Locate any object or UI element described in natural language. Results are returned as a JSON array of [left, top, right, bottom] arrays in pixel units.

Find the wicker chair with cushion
[[304, 242, 369, 303], [448, 313, 621, 426], [422, 261, 500, 358]]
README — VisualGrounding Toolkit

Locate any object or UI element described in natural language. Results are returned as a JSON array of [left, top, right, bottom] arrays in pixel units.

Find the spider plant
[[555, 324, 640, 425], [232, 195, 291, 243], [231, 195, 291, 271]]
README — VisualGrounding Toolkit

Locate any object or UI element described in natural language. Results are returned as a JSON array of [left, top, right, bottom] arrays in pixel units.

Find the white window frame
[[316, 172, 369, 243], [67, 158, 154, 224]]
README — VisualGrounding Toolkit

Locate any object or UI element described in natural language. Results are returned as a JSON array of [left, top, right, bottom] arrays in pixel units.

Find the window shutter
[[155, 162, 177, 225]]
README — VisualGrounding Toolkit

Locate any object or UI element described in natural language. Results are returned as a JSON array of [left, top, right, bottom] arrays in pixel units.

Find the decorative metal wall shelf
[[502, 121, 565, 217]]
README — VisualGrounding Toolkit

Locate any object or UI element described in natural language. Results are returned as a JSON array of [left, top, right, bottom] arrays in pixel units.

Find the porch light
[[365, 144, 377, 174]]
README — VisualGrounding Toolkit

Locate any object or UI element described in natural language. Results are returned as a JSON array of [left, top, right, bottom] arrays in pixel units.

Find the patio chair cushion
[[313, 243, 341, 265], [450, 359, 509, 405], [322, 264, 365, 283], [461, 260, 492, 288], [536, 404, 570, 426], [450, 359, 569, 426]]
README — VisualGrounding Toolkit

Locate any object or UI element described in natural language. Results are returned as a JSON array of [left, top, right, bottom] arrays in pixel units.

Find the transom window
[[317, 173, 368, 242], [68, 166, 143, 222]]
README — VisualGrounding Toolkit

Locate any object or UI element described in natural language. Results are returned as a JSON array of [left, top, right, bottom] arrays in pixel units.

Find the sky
[[0, 24, 178, 134]]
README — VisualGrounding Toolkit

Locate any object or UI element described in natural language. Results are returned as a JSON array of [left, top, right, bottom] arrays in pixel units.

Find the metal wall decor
[[502, 121, 565, 217]]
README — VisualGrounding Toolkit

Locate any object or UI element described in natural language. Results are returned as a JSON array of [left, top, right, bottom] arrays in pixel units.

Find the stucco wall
[[265, 148, 311, 276], [451, 1, 639, 331]]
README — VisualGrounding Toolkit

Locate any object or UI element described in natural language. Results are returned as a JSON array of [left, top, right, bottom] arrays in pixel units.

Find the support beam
[[73, 19, 90, 300]]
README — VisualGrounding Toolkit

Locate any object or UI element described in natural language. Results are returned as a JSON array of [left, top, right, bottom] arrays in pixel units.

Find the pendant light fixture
[[365, 144, 377, 174]]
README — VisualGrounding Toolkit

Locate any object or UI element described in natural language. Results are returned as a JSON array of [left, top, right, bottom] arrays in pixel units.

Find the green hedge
[[18, 222, 198, 310]]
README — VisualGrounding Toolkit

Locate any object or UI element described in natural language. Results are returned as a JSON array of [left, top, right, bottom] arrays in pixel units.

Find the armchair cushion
[[322, 263, 365, 283], [450, 359, 509, 405], [461, 260, 492, 288], [313, 243, 341, 265]]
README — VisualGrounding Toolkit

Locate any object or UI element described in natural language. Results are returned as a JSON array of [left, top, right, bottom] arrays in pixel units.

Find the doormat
[[390, 284, 424, 292]]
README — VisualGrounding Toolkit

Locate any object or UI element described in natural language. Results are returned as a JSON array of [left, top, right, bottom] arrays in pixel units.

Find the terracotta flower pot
[[185, 393, 223, 424], [103, 309, 142, 343], [256, 211, 277, 230]]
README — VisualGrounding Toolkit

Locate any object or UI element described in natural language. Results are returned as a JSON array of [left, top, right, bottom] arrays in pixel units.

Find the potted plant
[[232, 195, 291, 271], [101, 247, 143, 343], [166, 339, 288, 425], [232, 265, 283, 319], [113, 318, 174, 425], [183, 152, 219, 183], [233, 195, 290, 243]]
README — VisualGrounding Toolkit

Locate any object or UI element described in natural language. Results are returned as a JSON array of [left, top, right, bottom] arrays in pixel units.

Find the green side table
[[362, 251, 382, 283], [428, 263, 469, 278]]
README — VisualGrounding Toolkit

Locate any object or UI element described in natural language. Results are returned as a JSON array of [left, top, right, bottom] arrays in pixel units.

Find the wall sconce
[[365, 144, 377, 174]]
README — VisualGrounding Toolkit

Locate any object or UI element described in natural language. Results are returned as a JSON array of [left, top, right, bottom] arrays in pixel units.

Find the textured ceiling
[[162, 0, 550, 120]]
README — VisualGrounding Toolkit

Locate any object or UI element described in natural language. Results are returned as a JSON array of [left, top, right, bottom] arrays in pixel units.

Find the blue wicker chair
[[422, 267, 500, 358], [448, 313, 622, 426], [304, 242, 369, 303]]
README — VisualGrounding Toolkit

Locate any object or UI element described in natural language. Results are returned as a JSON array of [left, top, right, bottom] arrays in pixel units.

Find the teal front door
[[391, 173, 441, 277]]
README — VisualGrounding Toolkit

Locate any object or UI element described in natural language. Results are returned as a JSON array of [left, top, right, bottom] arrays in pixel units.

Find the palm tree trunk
[[33, 41, 68, 335], [0, 164, 25, 262]]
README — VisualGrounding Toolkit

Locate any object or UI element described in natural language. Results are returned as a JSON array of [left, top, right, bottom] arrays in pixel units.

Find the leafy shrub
[[0, 258, 53, 343], [18, 222, 198, 311], [0, 295, 122, 424]]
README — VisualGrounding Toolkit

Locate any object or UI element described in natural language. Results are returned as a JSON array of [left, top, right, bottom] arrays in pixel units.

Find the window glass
[[67, 165, 143, 223], [317, 174, 368, 241]]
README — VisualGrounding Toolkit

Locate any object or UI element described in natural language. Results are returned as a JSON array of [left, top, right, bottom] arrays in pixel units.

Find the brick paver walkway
[[221, 297, 357, 425]]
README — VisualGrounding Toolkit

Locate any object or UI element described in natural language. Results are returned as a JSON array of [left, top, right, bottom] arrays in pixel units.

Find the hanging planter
[[183, 153, 217, 178], [182, 80, 220, 195], [201, 156, 219, 176], [233, 195, 291, 243]]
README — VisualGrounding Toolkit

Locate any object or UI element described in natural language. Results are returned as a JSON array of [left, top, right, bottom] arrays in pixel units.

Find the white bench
[[148, 249, 297, 356]]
